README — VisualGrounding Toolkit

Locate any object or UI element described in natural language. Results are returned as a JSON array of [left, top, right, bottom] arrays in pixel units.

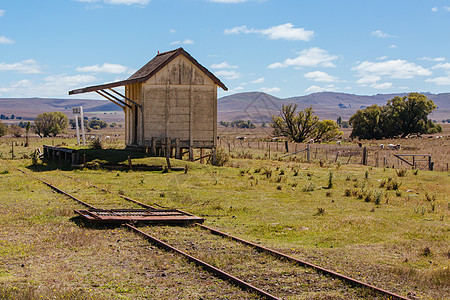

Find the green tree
[[349, 93, 441, 140], [386, 93, 438, 137], [349, 105, 384, 140], [271, 105, 319, 142], [314, 119, 343, 142], [89, 118, 108, 130], [34, 112, 68, 137], [0, 121, 7, 137]]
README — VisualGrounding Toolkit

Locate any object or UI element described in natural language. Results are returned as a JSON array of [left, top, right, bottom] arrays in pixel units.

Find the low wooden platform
[[74, 208, 204, 224]]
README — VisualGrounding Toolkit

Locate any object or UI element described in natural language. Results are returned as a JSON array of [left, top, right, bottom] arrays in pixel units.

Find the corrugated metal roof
[[69, 48, 227, 95]]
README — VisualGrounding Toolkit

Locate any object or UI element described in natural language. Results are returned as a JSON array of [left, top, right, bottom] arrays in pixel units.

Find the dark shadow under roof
[[69, 48, 228, 95]]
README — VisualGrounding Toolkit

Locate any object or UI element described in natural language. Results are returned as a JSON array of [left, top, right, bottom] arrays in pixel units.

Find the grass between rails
[[0, 138, 449, 299]]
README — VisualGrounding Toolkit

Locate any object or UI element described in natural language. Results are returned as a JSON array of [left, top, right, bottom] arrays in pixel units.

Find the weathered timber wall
[[135, 55, 217, 148]]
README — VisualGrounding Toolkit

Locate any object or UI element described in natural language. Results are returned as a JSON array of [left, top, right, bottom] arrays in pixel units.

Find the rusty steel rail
[[16, 169, 279, 298], [196, 223, 409, 300], [124, 224, 280, 300], [25, 169, 410, 300]]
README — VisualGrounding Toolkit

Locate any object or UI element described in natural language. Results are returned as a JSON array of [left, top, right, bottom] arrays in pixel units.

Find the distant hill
[[218, 92, 450, 122], [0, 98, 123, 122], [0, 92, 448, 124]]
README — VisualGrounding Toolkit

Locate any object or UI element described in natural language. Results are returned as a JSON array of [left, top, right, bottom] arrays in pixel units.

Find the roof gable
[[69, 48, 227, 95], [128, 48, 227, 90]]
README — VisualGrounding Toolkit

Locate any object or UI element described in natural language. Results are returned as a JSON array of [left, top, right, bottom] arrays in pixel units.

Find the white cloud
[[431, 62, 450, 70], [0, 10, 4, 17], [370, 30, 396, 38], [377, 56, 388, 60], [169, 29, 177, 34], [0, 74, 97, 97], [170, 39, 194, 45], [76, 0, 150, 5], [426, 76, 450, 85], [356, 75, 381, 85], [305, 84, 336, 93], [353, 59, 431, 79], [0, 59, 42, 74], [418, 56, 445, 62], [432, 7, 438, 12], [371, 82, 392, 89], [444, 7, 450, 12], [211, 61, 238, 69], [389, 44, 397, 48], [268, 47, 338, 69], [251, 77, 264, 84], [260, 87, 280, 93], [0, 36, 14, 45], [76, 63, 129, 74], [304, 71, 338, 82], [225, 23, 314, 41], [235, 86, 244, 91], [215, 70, 240, 80]]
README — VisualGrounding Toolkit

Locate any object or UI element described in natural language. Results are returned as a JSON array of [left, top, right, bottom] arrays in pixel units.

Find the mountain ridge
[[0, 92, 448, 122]]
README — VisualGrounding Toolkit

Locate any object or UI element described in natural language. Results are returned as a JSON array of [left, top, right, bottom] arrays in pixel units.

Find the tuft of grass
[[396, 169, 407, 177], [324, 171, 333, 189], [314, 207, 325, 215], [301, 183, 315, 192]]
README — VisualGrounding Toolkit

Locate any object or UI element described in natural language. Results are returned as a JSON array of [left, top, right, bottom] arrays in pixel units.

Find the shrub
[[212, 147, 229, 166], [302, 183, 315, 192], [89, 137, 103, 150], [396, 169, 407, 177]]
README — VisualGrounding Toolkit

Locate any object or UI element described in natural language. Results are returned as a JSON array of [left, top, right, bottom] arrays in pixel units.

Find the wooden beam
[[101, 90, 131, 109], [109, 88, 141, 108], [95, 91, 125, 109]]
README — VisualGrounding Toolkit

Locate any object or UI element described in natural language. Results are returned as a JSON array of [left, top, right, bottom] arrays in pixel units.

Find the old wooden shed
[[69, 48, 227, 160]]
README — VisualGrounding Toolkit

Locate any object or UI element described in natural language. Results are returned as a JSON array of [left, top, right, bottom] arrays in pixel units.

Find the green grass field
[[0, 136, 448, 299]]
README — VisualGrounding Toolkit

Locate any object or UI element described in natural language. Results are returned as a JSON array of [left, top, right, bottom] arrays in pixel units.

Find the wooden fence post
[[307, 144, 310, 163], [362, 147, 367, 165], [285, 141, 289, 153]]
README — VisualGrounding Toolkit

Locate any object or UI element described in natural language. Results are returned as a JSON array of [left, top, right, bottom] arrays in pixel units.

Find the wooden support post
[[307, 144, 310, 163], [83, 154, 86, 168], [165, 137, 171, 159], [189, 147, 194, 162], [128, 155, 132, 170], [200, 148, 205, 164], [175, 138, 181, 160], [228, 143, 231, 155], [268, 144, 271, 159], [11, 142, 14, 159], [285, 141, 289, 153], [428, 156, 432, 171], [151, 137, 156, 157]]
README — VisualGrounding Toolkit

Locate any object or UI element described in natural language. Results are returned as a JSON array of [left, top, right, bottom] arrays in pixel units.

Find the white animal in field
[[336, 141, 341, 146], [308, 139, 315, 144], [105, 136, 110, 140], [380, 144, 384, 149], [236, 136, 246, 141], [388, 144, 401, 150]]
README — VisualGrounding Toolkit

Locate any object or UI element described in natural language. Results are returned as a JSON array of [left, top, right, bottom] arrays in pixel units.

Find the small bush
[[302, 183, 315, 192], [344, 188, 351, 197], [396, 169, 407, 177], [89, 137, 103, 150], [314, 207, 325, 215], [213, 147, 229, 166]]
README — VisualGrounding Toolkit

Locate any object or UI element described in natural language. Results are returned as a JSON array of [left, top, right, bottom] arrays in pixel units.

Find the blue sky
[[1, 0, 450, 99]]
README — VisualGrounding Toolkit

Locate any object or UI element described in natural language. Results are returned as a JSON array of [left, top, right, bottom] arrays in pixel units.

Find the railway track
[[17, 168, 410, 300]]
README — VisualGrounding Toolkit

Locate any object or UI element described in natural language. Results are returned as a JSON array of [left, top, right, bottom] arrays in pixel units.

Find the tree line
[[0, 112, 113, 138], [270, 93, 442, 142]]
